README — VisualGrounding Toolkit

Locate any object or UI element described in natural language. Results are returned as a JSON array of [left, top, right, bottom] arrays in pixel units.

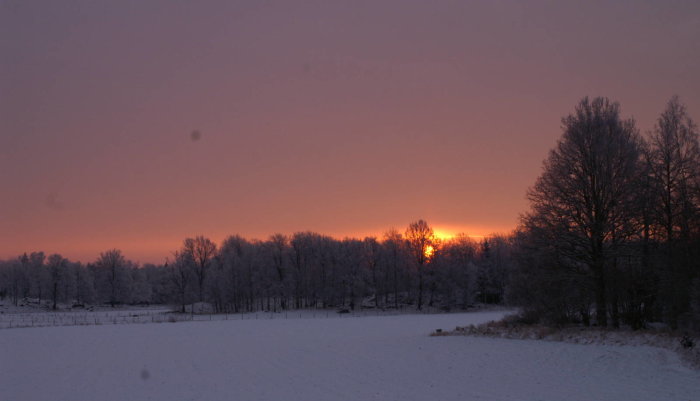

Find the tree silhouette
[[405, 219, 436, 310], [182, 236, 216, 303], [525, 97, 644, 326]]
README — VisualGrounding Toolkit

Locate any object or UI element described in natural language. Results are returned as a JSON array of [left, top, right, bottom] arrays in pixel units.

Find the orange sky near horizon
[[2, 222, 510, 265], [2, 1, 699, 264]]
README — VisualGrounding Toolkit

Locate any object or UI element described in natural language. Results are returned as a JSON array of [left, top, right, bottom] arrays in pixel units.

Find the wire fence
[[0, 306, 449, 329]]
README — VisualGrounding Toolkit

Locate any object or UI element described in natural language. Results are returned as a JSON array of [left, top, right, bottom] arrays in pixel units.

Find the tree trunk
[[417, 265, 423, 310], [52, 282, 57, 310], [594, 263, 607, 327], [393, 262, 399, 309]]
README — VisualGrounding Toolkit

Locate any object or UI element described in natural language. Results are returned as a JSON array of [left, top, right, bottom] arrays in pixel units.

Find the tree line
[[2, 95, 698, 333], [0, 222, 513, 313], [509, 96, 700, 331]]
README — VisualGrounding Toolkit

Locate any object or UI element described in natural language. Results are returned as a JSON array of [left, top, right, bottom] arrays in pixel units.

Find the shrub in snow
[[680, 335, 695, 349]]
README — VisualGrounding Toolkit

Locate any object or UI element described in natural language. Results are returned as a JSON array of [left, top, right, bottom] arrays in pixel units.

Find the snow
[[1, 311, 698, 401]]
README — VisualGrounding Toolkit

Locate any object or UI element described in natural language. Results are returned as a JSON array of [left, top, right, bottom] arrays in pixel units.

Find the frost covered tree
[[5, 258, 25, 306], [476, 235, 512, 305], [25, 252, 47, 303], [647, 96, 700, 243], [340, 238, 365, 310], [362, 237, 383, 308], [405, 220, 436, 310], [96, 249, 127, 307], [0, 225, 517, 314], [73, 261, 95, 305], [646, 96, 700, 327], [47, 254, 67, 310], [443, 234, 479, 309], [382, 229, 408, 309], [265, 234, 290, 310], [524, 97, 644, 327], [218, 235, 251, 312], [128, 266, 152, 305], [182, 236, 216, 303], [289, 232, 314, 309], [169, 252, 193, 312]]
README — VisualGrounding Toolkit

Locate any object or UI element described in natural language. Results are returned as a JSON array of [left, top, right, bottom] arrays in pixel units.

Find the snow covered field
[[2, 311, 698, 401]]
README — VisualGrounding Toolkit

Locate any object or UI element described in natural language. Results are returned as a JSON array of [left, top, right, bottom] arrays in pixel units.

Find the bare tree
[[96, 249, 126, 307], [0, 227, 515, 316], [26, 252, 46, 303], [362, 237, 382, 308], [290, 232, 314, 309], [47, 254, 66, 310], [405, 219, 436, 310], [74, 261, 94, 305], [266, 234, 289, 310], [219, 235, 249, 312], [182, 236, 216, 302], [647, 96, 700, 243], [646, 96, 700, 327], [382, 229, 405, 309], [442, 234, 478, 309], [7, 257, 25, 306], [525, 97, 644, 326], [168, 252, 191, 313]]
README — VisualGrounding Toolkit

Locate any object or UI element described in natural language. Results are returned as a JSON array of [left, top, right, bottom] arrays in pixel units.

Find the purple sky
[[2, 0, 699, 263]]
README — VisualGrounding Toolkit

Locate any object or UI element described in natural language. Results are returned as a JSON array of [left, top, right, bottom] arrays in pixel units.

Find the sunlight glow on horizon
[[430, 226, 495, 242], [0, 224, 509, 265]]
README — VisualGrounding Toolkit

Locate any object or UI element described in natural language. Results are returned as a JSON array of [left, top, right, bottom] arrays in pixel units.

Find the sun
[[424, 244, 435, 259]]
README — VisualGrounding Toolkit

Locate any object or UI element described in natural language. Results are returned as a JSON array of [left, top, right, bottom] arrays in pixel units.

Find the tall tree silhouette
[[405, 220, 435, 310], [646, 96, 700, 327], [525, 97, 644, 326], [182, 236, 216, 303]]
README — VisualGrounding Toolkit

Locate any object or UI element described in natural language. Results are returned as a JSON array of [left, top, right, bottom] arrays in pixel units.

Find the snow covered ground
[[2, 311, 698, 401]]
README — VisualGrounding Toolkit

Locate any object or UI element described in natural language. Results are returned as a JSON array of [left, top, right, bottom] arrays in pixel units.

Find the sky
[[1, 0, 699, 264]]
